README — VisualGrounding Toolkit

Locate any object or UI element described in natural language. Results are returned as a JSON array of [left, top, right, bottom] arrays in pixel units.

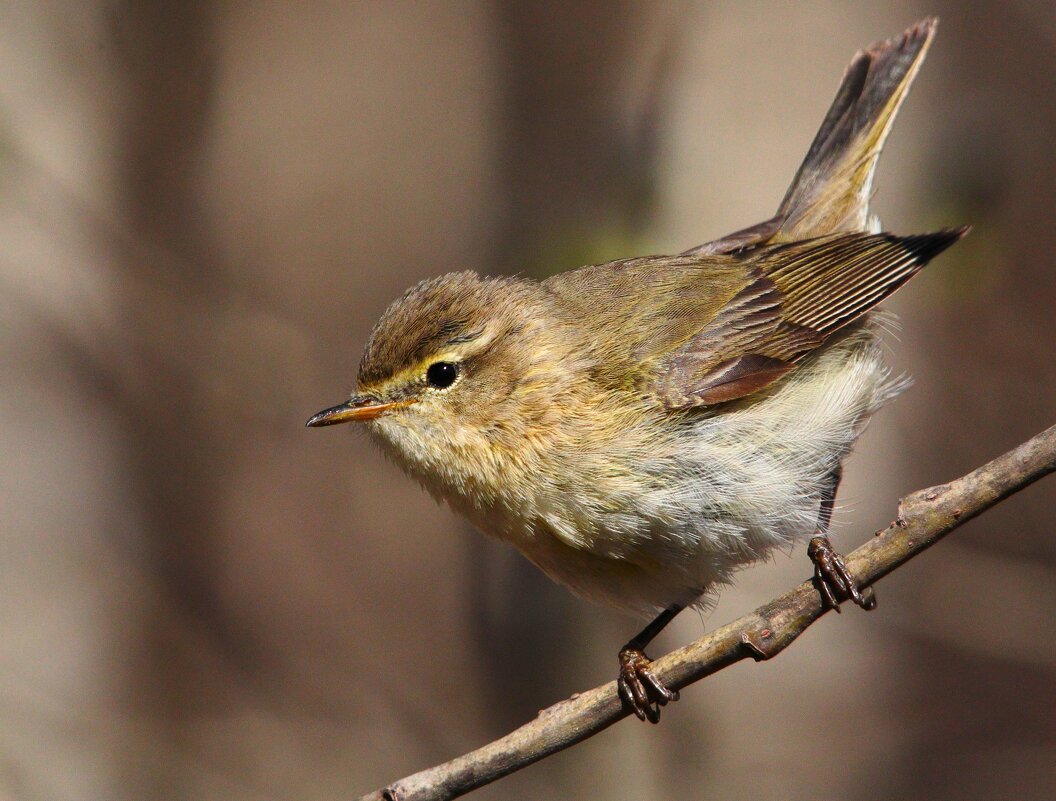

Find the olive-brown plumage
[[309, 18, 965, 722]]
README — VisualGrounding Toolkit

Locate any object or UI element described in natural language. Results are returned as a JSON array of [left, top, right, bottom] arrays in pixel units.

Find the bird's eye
[[426, 361, 459, 389]]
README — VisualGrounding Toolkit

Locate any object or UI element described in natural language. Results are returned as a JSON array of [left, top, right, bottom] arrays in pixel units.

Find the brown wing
[[655, 228, 967, 408]]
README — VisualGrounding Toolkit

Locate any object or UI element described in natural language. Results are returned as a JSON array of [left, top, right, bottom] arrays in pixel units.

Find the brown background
[[2, 2, 1054, 799]]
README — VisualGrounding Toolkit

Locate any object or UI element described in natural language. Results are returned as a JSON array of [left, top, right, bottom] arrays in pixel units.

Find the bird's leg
[[807, 466, 876, 611], [618, 604, 683, 723]]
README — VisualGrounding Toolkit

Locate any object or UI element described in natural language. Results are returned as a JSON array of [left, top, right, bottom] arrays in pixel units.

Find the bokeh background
[[2, 2, 1054, 800]]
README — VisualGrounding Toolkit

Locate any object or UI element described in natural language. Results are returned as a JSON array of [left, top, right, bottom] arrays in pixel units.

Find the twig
[[357, 424, 1056, 801]]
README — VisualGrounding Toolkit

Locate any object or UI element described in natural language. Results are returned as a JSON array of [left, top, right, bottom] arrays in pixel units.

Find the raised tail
[[773, 18, 937, 241], [686, 19, 938, 256]]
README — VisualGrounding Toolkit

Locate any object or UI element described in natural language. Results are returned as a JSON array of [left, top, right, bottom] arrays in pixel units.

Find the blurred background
[[2, 2, 1054, 799]]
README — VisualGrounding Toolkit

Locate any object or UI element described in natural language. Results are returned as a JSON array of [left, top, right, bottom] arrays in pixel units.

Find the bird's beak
[[305, 395, 411, 427]]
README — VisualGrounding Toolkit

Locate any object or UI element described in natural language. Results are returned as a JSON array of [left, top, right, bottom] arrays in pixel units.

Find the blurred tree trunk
[[107, 3, 242, 796]]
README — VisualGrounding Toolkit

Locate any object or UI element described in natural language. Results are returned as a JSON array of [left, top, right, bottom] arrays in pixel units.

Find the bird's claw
[[617, 646, 679, 723], [808, 535, 876, 611]]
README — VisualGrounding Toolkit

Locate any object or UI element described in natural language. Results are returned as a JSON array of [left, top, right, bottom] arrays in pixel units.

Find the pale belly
[[460, 324, 901, 615]]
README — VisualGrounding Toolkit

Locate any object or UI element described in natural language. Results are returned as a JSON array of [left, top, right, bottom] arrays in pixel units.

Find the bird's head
[[307, 271, 574, 493]]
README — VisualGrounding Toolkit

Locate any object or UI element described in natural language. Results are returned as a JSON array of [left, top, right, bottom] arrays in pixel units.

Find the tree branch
[[357, 424, 1056, 801]]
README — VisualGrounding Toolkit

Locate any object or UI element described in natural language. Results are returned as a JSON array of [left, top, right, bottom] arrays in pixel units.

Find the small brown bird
[[309, 18, 965, 723]]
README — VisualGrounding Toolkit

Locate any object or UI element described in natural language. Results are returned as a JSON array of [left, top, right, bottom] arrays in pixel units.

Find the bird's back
[[542, 228, 963, 411]]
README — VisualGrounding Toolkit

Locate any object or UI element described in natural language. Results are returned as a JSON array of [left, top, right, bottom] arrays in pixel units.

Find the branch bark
[[357, 424, 1056, 801]]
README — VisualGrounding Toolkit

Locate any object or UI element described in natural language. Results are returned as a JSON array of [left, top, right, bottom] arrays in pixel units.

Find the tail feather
[[685, 18, 939, 257], [773, 18, 937, 241]]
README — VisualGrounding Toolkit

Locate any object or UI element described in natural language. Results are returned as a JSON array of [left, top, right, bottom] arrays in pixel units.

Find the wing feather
[[653, 228, 967, 408]]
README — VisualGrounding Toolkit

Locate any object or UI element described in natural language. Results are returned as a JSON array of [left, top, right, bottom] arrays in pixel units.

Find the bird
[[308, 18, 966, 723]]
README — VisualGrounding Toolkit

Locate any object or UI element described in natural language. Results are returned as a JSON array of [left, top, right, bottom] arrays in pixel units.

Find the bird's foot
[[808, 535, 876, 611], [617, 646, 678, 723]]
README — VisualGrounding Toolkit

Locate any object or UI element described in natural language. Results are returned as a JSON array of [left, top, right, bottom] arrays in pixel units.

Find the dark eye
[[426, 361, 459, 389]]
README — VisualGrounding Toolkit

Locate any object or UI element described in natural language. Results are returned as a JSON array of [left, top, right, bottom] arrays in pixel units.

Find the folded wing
[[654, 228, 967, 408]]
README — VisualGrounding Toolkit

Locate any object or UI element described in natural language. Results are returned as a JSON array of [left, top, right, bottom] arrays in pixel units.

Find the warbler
[[309, 18, 966, 722]]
